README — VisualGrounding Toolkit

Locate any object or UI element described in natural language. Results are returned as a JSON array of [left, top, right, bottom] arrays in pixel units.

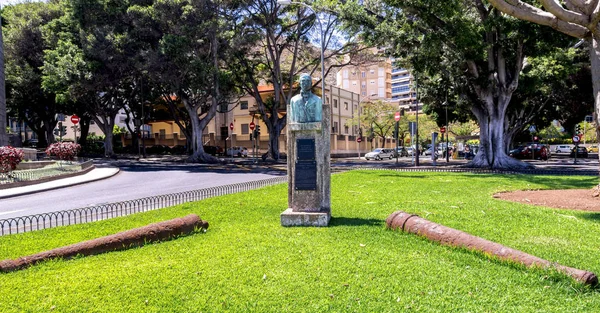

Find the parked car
[[226, 146, 248, 157], [554, 145, 573, 153], [588, 145, 598, 153], [146, 145, 171, 155], [395, 146, 409, 157], [570, 146, 588, 158], [203, 145, 223, 156], [364, 148, 395, 160], [509, 144, 550, 160]]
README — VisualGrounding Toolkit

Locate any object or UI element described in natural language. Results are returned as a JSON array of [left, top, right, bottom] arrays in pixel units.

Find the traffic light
[[249, 133, 253, 140], [400, 108, 405, 116], [392, 130, 397, 138], [61, 126, 67, 136], [575, 124, 581, 134], [256, 125, 261, 136]]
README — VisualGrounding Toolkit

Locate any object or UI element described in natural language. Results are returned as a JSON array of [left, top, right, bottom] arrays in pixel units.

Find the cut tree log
[[0, 214, 208, 272], [386, 211, 597, 286]]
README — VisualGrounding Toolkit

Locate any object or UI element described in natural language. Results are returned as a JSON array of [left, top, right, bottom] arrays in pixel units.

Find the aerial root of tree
[[0, 214, 209, 273], [386, 211, 598, 286]]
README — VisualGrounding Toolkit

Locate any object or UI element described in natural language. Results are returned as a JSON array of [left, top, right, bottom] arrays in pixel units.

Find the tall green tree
[[4, 2, 63, 147], [232, 0, 372, 160], [340, 1, 572, 169], [488, 0, 600, 160], [130, 0, 240, 162]]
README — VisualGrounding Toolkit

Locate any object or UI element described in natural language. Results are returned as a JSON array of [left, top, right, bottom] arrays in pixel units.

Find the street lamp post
[[444, 100, 449, 162]]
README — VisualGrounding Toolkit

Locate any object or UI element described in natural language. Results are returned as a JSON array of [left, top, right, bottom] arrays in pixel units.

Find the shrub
[[46, 142, 81, 161], [0, 146, 24, 173]]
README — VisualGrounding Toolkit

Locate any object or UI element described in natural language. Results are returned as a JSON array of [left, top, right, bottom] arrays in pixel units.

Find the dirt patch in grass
[[494, 189, 600, 212]]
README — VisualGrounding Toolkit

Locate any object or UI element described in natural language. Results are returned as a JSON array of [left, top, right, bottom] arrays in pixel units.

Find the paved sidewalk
[[0, 167, 120, 199]]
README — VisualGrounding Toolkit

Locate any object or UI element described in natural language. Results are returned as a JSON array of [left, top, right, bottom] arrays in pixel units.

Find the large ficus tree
[[4, 2, 64, 148], [488, 0, 600, 161], [340, 0, 571, 169], [130, 0, 240, 162]]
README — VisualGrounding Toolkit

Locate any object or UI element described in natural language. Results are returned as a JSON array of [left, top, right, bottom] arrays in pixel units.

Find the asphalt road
[[0, 160, 285, 219]]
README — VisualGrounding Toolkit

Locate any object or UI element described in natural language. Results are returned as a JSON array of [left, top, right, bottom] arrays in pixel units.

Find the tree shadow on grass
[[329, 216, 383, 227], [580, 213, 600, 223]]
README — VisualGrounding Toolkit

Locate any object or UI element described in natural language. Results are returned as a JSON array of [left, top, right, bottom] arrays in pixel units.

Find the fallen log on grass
[[0, 214, 208, 273], [386, 211, 597, 286]]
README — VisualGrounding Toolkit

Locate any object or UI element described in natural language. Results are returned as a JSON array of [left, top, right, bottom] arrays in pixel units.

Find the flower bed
[[45, 142, 81, 161], [0, 146, 24, 173]]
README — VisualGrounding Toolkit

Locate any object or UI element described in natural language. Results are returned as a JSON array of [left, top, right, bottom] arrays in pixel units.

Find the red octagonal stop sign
[[249, 121, 255, 130], [394, 112, 401, 121]]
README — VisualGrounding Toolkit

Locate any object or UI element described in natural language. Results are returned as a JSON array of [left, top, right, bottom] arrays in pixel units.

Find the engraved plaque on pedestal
[[295, 138, 316, 190]]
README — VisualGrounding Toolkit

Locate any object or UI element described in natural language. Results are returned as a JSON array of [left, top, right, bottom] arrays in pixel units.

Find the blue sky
[[1, 0, 43, 7]]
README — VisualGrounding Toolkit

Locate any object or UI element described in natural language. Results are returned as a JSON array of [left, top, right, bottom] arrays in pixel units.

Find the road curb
[[0, 167, 121, 199]]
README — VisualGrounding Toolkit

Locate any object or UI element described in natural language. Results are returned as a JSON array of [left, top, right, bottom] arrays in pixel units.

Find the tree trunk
[[590, 34, 600, 168], [470, 94, 533, 169], [188, 114, 217, 163]]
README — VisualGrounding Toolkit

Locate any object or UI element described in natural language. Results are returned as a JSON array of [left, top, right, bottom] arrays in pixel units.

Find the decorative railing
[[0, 176, 286, 236]]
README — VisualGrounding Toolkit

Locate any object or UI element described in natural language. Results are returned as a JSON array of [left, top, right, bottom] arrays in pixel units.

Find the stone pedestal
[[281, 115, 331, 227]]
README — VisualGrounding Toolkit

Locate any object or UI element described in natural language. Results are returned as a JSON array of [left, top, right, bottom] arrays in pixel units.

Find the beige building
[[137, 82, 398, 155]]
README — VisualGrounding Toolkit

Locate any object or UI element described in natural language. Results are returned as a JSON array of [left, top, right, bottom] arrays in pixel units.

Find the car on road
[[509, 144, 550, 160], [554, 145, 573, 153], [203, 145, 223, 156], [226, 146, 248, 157], [395, 147, 409, 157], [364, 148, 395, 160], [588, 145, 598, 153], [570, 146, 588, 158]]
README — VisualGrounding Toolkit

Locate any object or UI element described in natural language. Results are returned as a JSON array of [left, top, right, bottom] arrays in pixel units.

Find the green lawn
[[1, 170, 599, 312]]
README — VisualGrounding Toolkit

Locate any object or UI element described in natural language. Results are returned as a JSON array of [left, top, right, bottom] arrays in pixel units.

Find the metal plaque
[[295, 161, 317, 190], [297, 139, 315, 161]]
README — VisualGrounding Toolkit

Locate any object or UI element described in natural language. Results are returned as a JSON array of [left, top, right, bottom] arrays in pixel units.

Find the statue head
[[299, 73, 312, 93]]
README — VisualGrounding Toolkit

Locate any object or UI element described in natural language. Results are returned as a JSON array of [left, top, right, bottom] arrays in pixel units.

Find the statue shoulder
[[290, 94, 303, 103]]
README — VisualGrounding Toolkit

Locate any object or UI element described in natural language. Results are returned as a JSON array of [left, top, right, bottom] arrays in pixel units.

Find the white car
[[226, 146, 248, 157], [365, 148, 394, 160]]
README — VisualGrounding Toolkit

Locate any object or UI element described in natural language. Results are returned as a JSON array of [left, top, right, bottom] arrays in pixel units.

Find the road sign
[[572, 135, 580, 143], [71, 115, 80, 124], [357, 137, 362, 143], [394, 112, 401, 121], [249, 121, 255, 130], [229, 122, 234, 131], [440, 126, 446, 133]]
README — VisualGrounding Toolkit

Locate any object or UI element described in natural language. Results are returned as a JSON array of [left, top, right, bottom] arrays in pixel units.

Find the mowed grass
[[1, 170, 600, 312]]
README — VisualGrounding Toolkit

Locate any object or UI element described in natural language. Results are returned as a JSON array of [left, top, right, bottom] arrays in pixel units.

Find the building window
[[370, 80, 375, 84], [241, 124, 249, 134], [333, 122, 338, 133], [334, 99, 338, 108], [344, 102, 348, 110], [370, 69, 375, 74], [344, 125, 349, 134], [361, 71, 366, 78], [159, 129, 166, 139], [362, 91, 366, 96], [352, 81, 357, 85], [240, 101, 248, 110]]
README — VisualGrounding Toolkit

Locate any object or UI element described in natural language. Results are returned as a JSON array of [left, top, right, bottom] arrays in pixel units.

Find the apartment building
[[336, 59, 421, 114]]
